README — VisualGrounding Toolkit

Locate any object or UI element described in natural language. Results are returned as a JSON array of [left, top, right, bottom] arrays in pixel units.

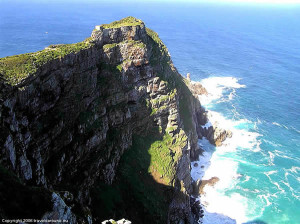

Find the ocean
[[1, 1, 300, 223]]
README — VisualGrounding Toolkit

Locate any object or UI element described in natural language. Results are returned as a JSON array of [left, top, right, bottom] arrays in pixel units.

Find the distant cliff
[[0, 17, 216, 223]]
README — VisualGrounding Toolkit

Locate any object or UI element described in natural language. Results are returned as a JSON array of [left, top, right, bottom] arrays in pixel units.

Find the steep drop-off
[[0, 17, 211, 223]]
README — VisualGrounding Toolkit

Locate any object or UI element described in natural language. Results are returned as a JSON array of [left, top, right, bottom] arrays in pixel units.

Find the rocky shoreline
[[0, 15, 234, 223]]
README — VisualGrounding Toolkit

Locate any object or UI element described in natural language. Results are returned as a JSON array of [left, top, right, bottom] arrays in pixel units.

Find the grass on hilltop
[[0, 37, 94, 85], [100, 16, 143, 29]]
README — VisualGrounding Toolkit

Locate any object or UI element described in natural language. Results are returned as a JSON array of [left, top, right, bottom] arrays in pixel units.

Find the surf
[[192, 76, 264, 224]]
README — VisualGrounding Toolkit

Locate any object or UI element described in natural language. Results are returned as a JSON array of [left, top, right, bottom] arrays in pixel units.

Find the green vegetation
[[127, 40, 146, 49], [103, 40, 145, 51], [91, 24, 195, 221], [0, 38, 94, 85], [146, 28, 169, 57], [168, 75, 194, 133], [165, 125, 177, 133], [150, 108, 158, 116], [116, 64, 123, 72], [147, 134, 178, 183], [125, 130, 186, 187], [101, 16, 143, 29], [103, 40, 146, 74], [150, 89, 177, 106], [92, 131, 172, 223], [118, 131, 175, 220], [91, 123, 188, 223], [103, 43, 118, 50]]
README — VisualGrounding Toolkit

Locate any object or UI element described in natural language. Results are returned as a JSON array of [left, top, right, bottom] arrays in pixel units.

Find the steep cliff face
[[0, 17, 206, 223]]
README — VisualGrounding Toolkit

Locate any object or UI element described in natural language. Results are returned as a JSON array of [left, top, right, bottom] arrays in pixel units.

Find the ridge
[[0, 17, 209, 224]]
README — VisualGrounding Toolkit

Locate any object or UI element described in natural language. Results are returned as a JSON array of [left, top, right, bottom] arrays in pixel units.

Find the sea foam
[[192, 76, 262, 224], [198, 76, 246, 106]]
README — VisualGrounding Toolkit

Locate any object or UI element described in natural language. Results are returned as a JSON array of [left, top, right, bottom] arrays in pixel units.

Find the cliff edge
[[0, 17, 207, 223]]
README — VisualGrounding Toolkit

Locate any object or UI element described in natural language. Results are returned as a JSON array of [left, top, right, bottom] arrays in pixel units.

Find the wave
[[192, 76, 264, 224], [291, 126, 300, 134], [272, 122, 289, 130], [289, 166, 300, 174], [191, 138, 213, 181], [273, 150, 300, 163], [198, 76, 246, 106], [258, 194, 272, 207], [202, 209, 237, 224], [268, 151, 275, 166]]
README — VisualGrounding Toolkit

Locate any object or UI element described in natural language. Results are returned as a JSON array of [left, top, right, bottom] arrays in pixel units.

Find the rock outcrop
[[0, 17, 206, 223], [188, 81, 207, 96]]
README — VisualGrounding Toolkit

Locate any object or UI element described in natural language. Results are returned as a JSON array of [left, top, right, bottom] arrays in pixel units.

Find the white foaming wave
[[280, 179, 300, 200], [192, 112, 262, 223], [202, 153, 238, 188], [191, 152, 212, 181], [265, 170, 278, 175], [205, 110, 256, 136], [282, 170, 300, 199], [225, 128, 261, 152], [263, 139, 283, 148], [201, 76, 246, 90], [268, 151, 275, 166], [193, 133, 261, 223], [263, 171, 286, 195], [202, 207, 237, 224], [191, 138, 247, 223], [242, 175, 251, 183], [274, 182, 286, 194], [192, 76, 267, 223], [258, 194, 272, 207], [202, 188, 248, 224], [272, 122, 289, 130], [198, 76, 246, 105], [273, 150, 300, 162], [205, 111, 234, 130], [291, 126, 300, 134], [228, 89, 236, 100], [191, 138, 216, 181], [290, 166, 300, 174], [256, 118, 262, 124]]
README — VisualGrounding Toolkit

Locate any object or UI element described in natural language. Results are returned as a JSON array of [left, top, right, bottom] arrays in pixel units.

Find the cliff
[[0, 17, 208, 223]]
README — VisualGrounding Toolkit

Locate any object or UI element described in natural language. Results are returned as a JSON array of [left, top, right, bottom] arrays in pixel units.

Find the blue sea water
[[1, 1, 300, 223]]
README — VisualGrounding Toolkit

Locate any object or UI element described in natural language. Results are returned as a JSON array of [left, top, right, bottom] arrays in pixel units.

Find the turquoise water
[[1, 1, 300, 223]]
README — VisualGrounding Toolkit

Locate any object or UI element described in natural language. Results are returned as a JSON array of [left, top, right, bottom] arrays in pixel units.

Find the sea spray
[[192, 76, 263, 224]]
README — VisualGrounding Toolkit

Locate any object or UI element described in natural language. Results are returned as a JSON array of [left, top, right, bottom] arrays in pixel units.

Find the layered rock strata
[[0, 17, 207, 223]]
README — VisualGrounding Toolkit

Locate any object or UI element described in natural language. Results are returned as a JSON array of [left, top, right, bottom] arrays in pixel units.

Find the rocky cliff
[[0, 17, 208, 223]]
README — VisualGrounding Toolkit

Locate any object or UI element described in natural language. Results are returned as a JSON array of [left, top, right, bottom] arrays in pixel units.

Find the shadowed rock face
[[0, 17, 206, 223]]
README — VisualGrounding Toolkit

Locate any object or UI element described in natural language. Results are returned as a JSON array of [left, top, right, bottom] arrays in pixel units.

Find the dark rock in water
[[190, 196, 203, 223], [0, 17, 209, 224], [191, 144, 204, 161], [199, 123, 232, 147], [188, 81, 208, 96], [198, 177, 220, 195], [194, 163, 198, 167]]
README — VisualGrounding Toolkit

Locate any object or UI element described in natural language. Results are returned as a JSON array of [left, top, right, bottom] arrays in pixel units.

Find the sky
[[147, 0, 300, 4], [2, 0, 300, 3], [2, 0, 300, 8], [207, 0, 300, 3]]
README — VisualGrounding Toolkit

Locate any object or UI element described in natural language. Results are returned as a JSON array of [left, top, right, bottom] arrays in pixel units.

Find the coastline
[[190, 76, 257, 224]]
